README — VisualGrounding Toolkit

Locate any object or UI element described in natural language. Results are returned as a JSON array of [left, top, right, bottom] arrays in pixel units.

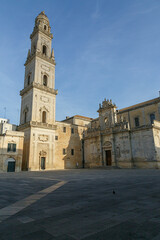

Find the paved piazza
[[0, 169, 160, 239]]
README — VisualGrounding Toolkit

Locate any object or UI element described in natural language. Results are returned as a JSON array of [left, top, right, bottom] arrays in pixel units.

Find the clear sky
[[0, 0, 160, 124]]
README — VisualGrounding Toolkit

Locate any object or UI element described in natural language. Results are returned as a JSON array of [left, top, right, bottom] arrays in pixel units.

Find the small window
[[43, 75, 47, 86], [42, 111, 46, 123], [135, 117, 139, 127], [71, 128, 74, 134], [44, 25, 46, 30], [28, 75, 30, 85], [55, 136, 58, 140], [13, 144, 16, 152], [71, 149, 74, 156], [7, 143, 16, 152], [150, 113, 155, 124], [63, 148, 66, 155], [63, 127, 66, 133], [24, 112, 27, 123], [42, 45, 47, 55]]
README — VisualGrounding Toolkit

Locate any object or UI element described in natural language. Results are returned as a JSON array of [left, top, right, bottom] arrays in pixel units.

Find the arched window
[[28, 75, 30, 85], [150, 113, 155, 124], [24, 111, 27, 123], [44, 25, 46, 30], [42, 111, 46, 123], [42, 45, 47, 55], [43, 75, 47, 86]]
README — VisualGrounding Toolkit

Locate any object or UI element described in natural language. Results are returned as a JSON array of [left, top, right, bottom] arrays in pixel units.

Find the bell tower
[[18, 11, 58, 171]]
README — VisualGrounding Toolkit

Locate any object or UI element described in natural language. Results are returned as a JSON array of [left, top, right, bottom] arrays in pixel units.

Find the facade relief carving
[[41, 64, 50, 72], [39, 106, 49, 112], [40, 96, 49, 103], [39, 150, 47, 157], [103, 141, 112, 148], [38, 135, 48, 142]]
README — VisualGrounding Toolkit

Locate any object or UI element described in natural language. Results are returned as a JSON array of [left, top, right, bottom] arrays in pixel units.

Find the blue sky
[[0, 0, 160, 124]]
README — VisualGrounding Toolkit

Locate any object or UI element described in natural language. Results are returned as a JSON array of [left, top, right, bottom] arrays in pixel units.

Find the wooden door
[[7, 162, 15, 172], [41, 157, 45, 170], [105, 150, 112, 166]]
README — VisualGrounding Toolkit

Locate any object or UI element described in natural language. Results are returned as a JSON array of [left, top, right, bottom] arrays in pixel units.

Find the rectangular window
[[150, 113, 155, 124], [7, 143, 16, 152], [71, 149, 74, 156], [24, 112, 27, 123], [63, 148, 66, 155], [13, 144, 16, 152], [63, 127, 66, 133], [135, 117, 139, 127], [7, 143, 11, 152], [71, 128, 74, 134], [55, 136, 58, 140]]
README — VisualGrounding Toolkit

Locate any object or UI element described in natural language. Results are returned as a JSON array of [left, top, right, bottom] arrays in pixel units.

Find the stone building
[[1, 11, 160, 171], [17, 12, 92, 171], [0, 118, 24, 172], [84, 98, 160, 168]]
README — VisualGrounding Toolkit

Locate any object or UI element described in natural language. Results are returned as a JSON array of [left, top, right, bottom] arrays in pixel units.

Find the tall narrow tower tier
[[18, 11, 58, 170]]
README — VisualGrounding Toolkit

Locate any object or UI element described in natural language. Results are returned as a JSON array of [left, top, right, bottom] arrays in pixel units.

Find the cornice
[[24, 51, 56, 66], [20, 82, 58, 96], [30, 26, 53, 40], [18, 121, 57, 131]]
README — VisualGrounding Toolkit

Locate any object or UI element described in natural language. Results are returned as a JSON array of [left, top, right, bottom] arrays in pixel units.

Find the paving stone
[[0, 169, 160, 239]]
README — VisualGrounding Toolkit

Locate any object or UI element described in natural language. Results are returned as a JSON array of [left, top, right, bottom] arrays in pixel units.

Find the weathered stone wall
[[152, 120, 160, 167], [55, 122, 85, 169], [31, 88, 56, 124], [131, 128, 157, 168], [118, 101, 160, 129], [0, 131, 24, 172], [20, 89, 33, 125], [84, 135, 101, 168], [113, 131, 132, 168]]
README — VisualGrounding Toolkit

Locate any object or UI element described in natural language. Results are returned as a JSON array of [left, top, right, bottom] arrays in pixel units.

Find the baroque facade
[[1, 11, 160, 172], [84, 98, 160, 168]]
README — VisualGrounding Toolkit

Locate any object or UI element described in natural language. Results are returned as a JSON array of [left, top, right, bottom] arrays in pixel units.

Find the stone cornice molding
[[18, 121, 57, 131], [24, 51, 56, 66], [30, 26, 53, 40], [20, 82, 58, 96]]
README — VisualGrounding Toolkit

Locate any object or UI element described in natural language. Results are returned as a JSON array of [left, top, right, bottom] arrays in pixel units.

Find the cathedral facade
[[1, 11, 160, 172]]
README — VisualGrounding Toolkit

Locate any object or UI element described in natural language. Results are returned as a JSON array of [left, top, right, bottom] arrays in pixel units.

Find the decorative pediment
[[39, 106, 49, 112], [98, 99, 117, 112], [103, 141, 112, 148], [39, 150, 47, 157]]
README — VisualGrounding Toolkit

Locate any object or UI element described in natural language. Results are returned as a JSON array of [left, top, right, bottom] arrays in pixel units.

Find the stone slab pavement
[[0, 169, 160, 239]]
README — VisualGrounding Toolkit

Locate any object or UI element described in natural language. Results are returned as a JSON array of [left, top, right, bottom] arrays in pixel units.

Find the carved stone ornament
[[40, 96, 49, 103], [39, 106, 49, 112], [41, 64, 50, 72], [38, 134, 48, 142], [39, 150, 47, 157], [98, 99, 116, 112], [103, 141, 112, 148]]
